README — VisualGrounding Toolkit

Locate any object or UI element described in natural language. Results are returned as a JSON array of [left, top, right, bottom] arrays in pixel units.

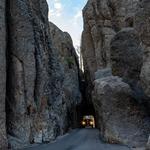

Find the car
[[81, 115, 95, 128]]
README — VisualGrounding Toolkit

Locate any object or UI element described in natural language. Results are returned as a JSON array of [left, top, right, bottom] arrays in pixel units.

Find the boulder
[[92, 76, 150, 147]]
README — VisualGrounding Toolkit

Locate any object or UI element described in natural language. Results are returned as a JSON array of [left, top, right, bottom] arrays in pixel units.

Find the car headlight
[[90, 121, 93, 125], [82, 121, 86, 125]]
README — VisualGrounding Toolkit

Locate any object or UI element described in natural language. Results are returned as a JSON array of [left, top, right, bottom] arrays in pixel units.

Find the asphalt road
[[23, 129, 130, 150]]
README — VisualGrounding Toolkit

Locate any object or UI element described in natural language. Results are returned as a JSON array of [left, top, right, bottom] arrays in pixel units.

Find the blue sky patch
[[47, 0, 88, 47]]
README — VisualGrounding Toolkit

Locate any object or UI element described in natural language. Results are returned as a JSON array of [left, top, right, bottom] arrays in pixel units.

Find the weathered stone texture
[[110, 28, 147, 102], [6, 1, 80, 149], [134, 1, 150, 147], [93, 75, 150, 147], [49, 22, 81, 128], [110, 28, 143, 82], [0, 0, 7, 149], [82, 0, 150, 148], [81, 0, 140, 103], [135, 0, 150, 106], [81, 0, 139, 81], [7, 0, 50, 148]]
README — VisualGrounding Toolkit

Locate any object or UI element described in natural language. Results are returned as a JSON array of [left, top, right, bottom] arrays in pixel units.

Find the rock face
[[110, 28, 147, 103], [82, 0, 150, 148], [134, 0, 150, 147], [5, 1, 81, 149], [81, 0, 139, 80], [95, 68, 112, 80], [49, 22, 81, 129], [110, 28, 143, 83], [93, 75, 150, 147], [135, 0, 150, 108], [146, 136, 150, 150], [0, 0, 7, 149], [81, 0, 140, 101], [7, 0, 52, 148]]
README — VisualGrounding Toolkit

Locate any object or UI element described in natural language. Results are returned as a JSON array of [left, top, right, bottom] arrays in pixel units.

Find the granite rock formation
[[135, 0, 150, 108], [0, 0, 7, 149], [81, 0, 139, 81], [134, 0, 150, 147], [81, 0, 140, 102], [93, 74, 150, 147], [81, 0, 150, 148], [7, 0, 54, 148], [110, 28, 146, 103], [0, 0, 150, 149], [110, 28, 143, 83], [49, 22, 81, 129], [5, 0, 81, 149]]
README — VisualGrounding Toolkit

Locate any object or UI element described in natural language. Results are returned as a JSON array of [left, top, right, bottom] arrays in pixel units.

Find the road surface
[[24, 129, 130, 150]]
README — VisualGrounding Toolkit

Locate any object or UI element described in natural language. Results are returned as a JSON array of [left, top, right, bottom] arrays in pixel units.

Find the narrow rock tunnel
[[75, 79, 97, 128], [76, 102, 96, 128]]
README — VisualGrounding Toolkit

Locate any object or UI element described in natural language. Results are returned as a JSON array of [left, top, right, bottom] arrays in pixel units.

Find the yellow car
[[81, 115, 95, 128]]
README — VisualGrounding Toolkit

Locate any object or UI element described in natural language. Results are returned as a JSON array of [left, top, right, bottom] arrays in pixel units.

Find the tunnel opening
[[76, 102, 96, 128], [75, 76, 97, 129]]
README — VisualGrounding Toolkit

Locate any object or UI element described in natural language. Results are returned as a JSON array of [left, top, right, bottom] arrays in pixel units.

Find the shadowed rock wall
[[0, 0, 7, 149], [0, 0, 81, 149]]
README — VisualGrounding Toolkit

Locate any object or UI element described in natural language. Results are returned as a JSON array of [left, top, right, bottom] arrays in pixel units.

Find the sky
[[47, 0, 88, 48]]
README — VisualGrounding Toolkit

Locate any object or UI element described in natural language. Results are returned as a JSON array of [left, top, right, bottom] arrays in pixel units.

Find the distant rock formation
[[49, 22, 81, 131]]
